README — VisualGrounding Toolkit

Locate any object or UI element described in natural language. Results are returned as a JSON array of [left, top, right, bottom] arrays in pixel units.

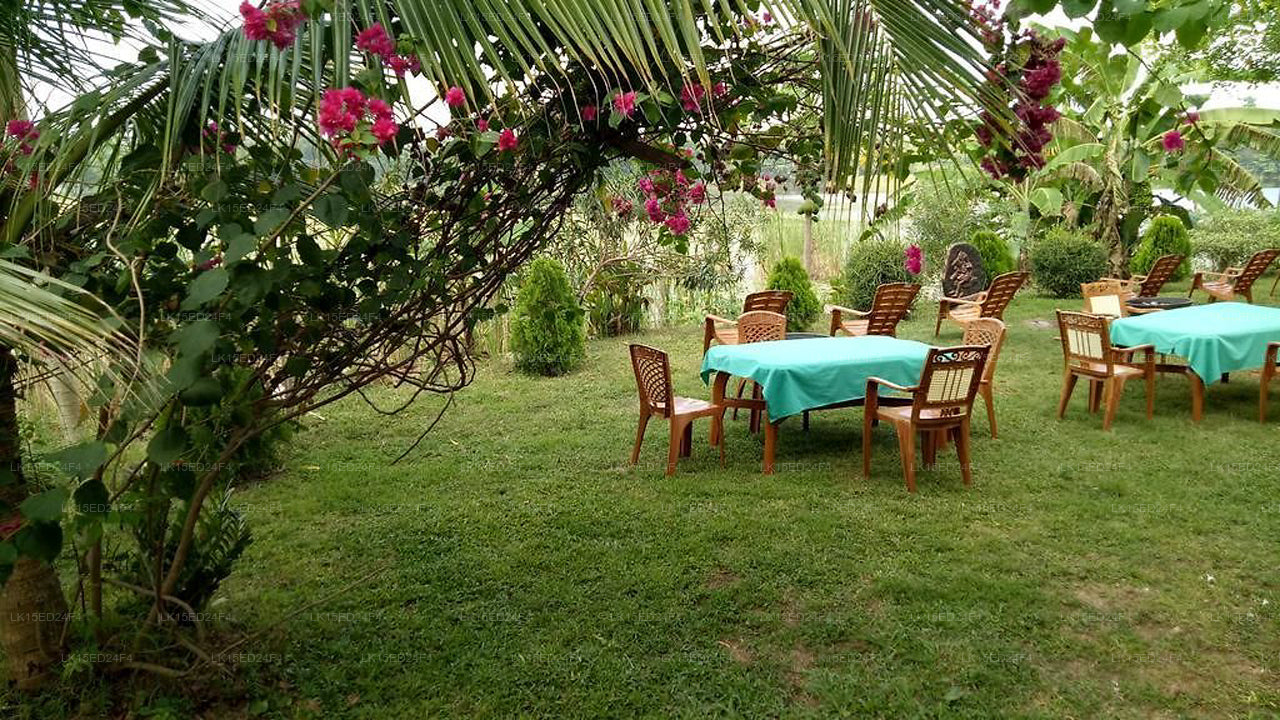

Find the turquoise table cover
[[700, 336, 931, 420], [1110, 302, 1280, 383]]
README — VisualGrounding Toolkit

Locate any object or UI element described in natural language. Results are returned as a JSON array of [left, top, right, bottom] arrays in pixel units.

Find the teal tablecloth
[[1110, 302, 1280, 383], [700, 336, 931, 420]]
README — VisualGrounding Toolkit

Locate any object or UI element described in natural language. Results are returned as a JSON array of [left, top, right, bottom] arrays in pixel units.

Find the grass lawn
[[196, 283, 1279, 717]]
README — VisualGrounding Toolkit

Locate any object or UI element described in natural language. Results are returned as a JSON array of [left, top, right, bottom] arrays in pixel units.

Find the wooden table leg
[[710, 372, 728, 445], [763, 411, 777, 475], [1189, 372, 1204, 422]]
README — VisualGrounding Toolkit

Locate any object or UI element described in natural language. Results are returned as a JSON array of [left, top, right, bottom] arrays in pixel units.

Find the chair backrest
[[980, 272, 1029, 318], [911, 345, 989, 425], [961, 317, 1006, 384], [866, 283, 921, 336], [1056, 311, 1115, 375], [1136, 254, 1183, 297], [743, 290, 792, 314], [629, 344, 673, 417], [1232, 249, 1280, 293], [737, 310, 787, 344], [1081, 280, 1127, 318]]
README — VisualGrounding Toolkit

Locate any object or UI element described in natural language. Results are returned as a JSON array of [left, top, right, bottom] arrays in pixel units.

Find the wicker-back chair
[[629, 344, 725, 475], [1134, 254, 1184, 297], [961, 318, 1007, 438], [1191, 249, 1280, 303], [1081, 280, 1129, 318], [827, 283, 920, 337], [935, 271, 1028, 336], [1055, 311, 1156, 430], [862, 345, 989, 492], [1262, 342, 1280, 423], [703, 291, 792, 352], [736, 310, 787, 344]]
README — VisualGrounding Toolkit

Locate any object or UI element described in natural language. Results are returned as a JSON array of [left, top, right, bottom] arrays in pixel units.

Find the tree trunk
[[802, 214, 815, 276], [0, 347, 68, 690]]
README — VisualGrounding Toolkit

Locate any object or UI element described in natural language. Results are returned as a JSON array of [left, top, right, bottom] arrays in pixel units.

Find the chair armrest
[[939, 296, 984, 308], [705, 314, 737, 326], [1267, 342, 1280, 365], [1198, 269, 1239, 281], [866, 376, 918, 393], [825, 304, 868, 317], [1113, 344, 1156, 362]]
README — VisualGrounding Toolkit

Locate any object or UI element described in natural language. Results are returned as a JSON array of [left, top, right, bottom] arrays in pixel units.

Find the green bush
[[1131, 215, 1191, 280], [584, 264, 648, 337], [510, 257, 586, 375], [1028, 227, 1109, 298], [765, 257, 821, 332], [1192, 209, 1280, 270], [970, 230, 1016, 277], [839, 235, 914, 312]]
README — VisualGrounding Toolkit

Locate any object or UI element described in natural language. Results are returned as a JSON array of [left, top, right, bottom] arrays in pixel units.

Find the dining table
[[1110, 302, 1280, 421], [700, 335, 932, 473]]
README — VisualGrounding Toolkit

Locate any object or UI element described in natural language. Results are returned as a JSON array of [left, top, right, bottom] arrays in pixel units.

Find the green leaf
[[1176, 18, 1208, 48], [0, 542, 16, 565], [179, 376, 222, 406], [172, 320, 220, 357], [225, 234, 257, 265], [201, 179, 228, 203], [313, 194, 349, 228], [254, 208, 291, 237], [1043, 143, 1103, 172], [46, 442, 107, 481], [180, 267, 229, 311], [1153, 83, 1182, 107], [1030, 187, 1064, 216], [272, 183, 303, 205], [147, 426, 189, 467], [1062, 0, 1097, 19], [20, 487, 68, 523], [73, 479, 110, 516]]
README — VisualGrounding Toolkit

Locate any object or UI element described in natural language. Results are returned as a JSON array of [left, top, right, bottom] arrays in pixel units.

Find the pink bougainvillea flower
[[6, 119, 37, 142], [356, 23, 396, 58], [1162, 129, 1185, 152], [613, 91, 637, 118], [763, 195, 776, 209], [712, 82, 728, 97], [367, 98, 392, 120], [240, 1, 303, 49], [372, 116, 400, 143], [435, 126, 452, 141], [644, 196, 665, 222], [903, 244, 923, 275], [637, 176, 655, 194], [613, 196, 633, 217], [680, 83, 706, 112], [385, 54, 418, 76], [581, 105, 598, 122], [318, 88, 361, 136], [497, 128, 518, 152], [476, 118, 489, 132], [665, 212, 691, 235], [1183, 110, 1200, 124], [444, 85, 466, 108], [689, 182, 707, 204], [761, 11, 773, 23]]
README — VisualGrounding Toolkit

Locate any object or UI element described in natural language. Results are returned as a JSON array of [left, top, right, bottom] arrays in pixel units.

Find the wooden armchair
[[935, 271, 1028, 336], [1190, 249, 1280, 304], [1080, 280, 1129, 318], [703, 291, 792, 353], [1055, 311, 1156, 431], [961, 318, 1007, 438], [729, 311, 787, 431], [863, 345, 989, 493], [827, 283, 920, 337], [1262, 342, 1280, 423], [629, 344, 726, 476], [1103, 253, 1184, 303]]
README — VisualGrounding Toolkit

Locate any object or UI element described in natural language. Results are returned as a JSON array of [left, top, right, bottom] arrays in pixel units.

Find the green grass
[[30, 283, 1280, 718]]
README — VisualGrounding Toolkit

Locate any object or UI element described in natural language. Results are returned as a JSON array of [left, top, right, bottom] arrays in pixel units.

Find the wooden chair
[[827, 283, 920, 337], [729, 310, 787, 431], [703, 291, 792, 353], [629, 344, 726, 476], [863, 345, 989, 493], [1262, 342, 1280, 423], [1104, 253, 1184, 301], [962, 318, 1006, 438], [1055, 311, 1156, 431], [1080, 280, 1129, 318], [1190, 249, 1280, 304], [935, 271, 1028, 336]]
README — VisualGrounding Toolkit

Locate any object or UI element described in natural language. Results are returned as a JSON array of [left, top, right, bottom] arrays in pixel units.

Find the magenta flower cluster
[[240, 1, 304, 49], [5, 120, 38, 155], [356, 23, 420, 77], [975, 28, 1065, 181], [904, 244, 923, 275], [318, 87, 399, 153], [638, 168, 706, 236]]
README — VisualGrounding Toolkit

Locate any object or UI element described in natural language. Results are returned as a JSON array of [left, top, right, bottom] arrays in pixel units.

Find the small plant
[[970, 230, 1016, 276], [1131, 215, 1191, 280], [839, 235, 913, 312], [765, 257, 820, 332], [584, 265, 648, 337], [510, 257, 586, 375], [1028, 227, 1109, 297]]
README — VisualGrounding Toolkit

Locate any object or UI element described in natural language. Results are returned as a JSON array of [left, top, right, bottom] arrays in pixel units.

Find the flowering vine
[[239, 1, 305, 49], [5, 120, 38, 156], [356, 23, 420, 76], [636, 168, 706, 236], [317, 87, 399, 154]]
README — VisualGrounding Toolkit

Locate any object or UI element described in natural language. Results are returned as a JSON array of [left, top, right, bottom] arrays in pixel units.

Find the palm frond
[[1207, 148, 1273, 208]]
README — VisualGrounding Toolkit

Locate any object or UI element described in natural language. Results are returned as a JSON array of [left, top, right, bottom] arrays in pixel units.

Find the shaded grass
[[70, 284, 1280, 717]]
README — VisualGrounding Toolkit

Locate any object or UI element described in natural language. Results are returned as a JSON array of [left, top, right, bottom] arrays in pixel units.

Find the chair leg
[[680, 422, 693, 458], [862, 410, 874, 478], [631, 413, 650, 465], [1261, 365, 1274, 424], [1189, 273, 1201, 297], [732, 378, 747, 420], [802, 411, 810, 431], [980, 383, 996, 438], [1145, 369, 1156, 420], [1058, 372, 1078, 419], [921, 430, 938, 470], [716, 410, 728, 466], [1102, 377, 1124, 431], [666, 419, 686, 476], [934, 300, 946, 336], [894, 423, 917, 493], [956, 419, 973, 487], [1088, 380, 1103, 414], [1271, 271, 1279, 297]]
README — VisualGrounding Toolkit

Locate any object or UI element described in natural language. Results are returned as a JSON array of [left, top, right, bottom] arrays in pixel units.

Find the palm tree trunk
[[0, 347, 68, 690]]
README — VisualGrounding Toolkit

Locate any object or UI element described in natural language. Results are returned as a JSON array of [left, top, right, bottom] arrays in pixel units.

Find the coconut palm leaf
[[1207, 148, 1273, 208]]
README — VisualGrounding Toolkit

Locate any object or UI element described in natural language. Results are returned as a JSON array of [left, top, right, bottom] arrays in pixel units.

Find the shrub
[[1131, 215, 1191, 280], [510, 257, 586, 375], [765, 257, 821, 332], [1028, 227, 1109, 297], [1192, 209, 1280, 270], [839, 235, 913, 312], [584, 264, 648, 337], [970, 230, 1016, 277]]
